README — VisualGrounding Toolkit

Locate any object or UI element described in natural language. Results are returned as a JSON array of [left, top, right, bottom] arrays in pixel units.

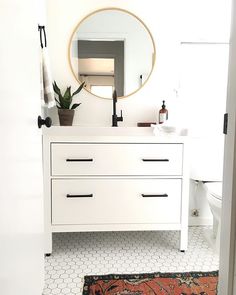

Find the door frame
[[77, 40, 125, 96], [219, 0, 236, 293]]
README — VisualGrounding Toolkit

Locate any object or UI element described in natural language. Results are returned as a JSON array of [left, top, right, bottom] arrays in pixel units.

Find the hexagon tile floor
[[43, 226, 219, 295]]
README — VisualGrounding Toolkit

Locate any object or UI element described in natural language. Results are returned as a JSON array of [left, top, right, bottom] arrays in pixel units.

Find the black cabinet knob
[[38, 116, 52, 128]]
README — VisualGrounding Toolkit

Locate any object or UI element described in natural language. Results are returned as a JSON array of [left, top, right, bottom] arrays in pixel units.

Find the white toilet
[[203, 181, 222, 252], [190, 136, 224, 252]]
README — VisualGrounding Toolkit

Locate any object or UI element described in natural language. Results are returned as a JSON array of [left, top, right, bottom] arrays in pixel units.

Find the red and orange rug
[[83, 271, 218, 295]]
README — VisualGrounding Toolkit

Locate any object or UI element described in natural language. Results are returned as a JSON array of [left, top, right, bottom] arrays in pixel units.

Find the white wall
[[46, 0, 230, 127], [46, 0, 230, 224], [46, 0, 181, 126], [189, 180, 213, 225]]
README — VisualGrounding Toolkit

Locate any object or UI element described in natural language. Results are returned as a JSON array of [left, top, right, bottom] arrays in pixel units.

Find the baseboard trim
[[189, 217, 213, 226]]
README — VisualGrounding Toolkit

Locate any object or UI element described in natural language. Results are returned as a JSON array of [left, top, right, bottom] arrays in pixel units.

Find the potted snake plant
[[53, 81, 85, 126]]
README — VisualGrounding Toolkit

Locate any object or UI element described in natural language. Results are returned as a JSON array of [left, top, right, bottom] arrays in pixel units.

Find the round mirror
[[68, 8, 156, 99]]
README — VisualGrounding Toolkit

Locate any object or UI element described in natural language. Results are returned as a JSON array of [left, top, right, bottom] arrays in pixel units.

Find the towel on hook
[[40, 48, 55, 108]]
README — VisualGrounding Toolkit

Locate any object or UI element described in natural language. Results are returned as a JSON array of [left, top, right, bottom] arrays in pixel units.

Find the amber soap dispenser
[[159, 100, 168, 124]]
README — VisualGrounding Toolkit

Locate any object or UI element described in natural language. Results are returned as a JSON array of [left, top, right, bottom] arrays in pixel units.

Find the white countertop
[[42, 126, 188, 143]]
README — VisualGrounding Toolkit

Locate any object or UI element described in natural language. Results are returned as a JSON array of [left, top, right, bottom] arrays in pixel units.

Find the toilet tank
[[190, 135, 224, 181]]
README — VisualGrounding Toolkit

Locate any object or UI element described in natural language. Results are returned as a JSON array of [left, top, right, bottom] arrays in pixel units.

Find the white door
[[219, 0, 236, 293], [0, 1, 45, 295]]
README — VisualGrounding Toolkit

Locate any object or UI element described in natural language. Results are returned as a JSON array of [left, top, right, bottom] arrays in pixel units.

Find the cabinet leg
[[44, 232, 52, 255], [179, 228, 188, 251]]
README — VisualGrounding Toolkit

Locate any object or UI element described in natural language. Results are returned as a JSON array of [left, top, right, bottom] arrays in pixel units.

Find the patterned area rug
[[83, 271, 218, 295]]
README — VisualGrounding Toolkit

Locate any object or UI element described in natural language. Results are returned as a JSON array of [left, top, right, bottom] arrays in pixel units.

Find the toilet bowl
[[203, 182, 222, 252], [190, 136, 224, 252]]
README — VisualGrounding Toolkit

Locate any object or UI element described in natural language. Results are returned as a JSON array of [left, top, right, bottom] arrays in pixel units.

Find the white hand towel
[[40, 48, 55, 108]]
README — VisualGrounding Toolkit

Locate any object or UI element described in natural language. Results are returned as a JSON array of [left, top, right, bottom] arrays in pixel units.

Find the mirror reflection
[[69, 8, 155, 99]]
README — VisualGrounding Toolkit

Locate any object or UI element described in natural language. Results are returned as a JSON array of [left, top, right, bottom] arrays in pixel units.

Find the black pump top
[[162, 100, 166, 109]]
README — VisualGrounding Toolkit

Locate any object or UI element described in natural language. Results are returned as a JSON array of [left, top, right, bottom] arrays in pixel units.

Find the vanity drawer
[[52, 178, 182, 225], [51, 143, 183, 176]]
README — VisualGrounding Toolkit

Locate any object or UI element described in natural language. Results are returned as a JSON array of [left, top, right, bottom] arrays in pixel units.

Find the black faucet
[[112, 90, 123, 127]]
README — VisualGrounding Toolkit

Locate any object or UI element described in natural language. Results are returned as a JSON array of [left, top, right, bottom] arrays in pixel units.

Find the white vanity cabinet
[[43, 127, 189, 254]]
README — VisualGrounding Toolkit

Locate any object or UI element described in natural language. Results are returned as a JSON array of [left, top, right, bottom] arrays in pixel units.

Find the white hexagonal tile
[[71, 287, 81, 294], [62, 288, 71, 294], [65, 269, 74, 275], [60, 273, 69, 279], [51, 273, 60, 280], [69, 273, 78, 279], [67, 282, 76, 289], [45, 278, 54, 285], [42, 288, 51, 295], [57, 283, 67, 289], [44, 227, 219, 295], [52, 288, 61, 294], [48, 269, 56, 275], [55, 278, 63, 284], [48, 283, 57, 290], [72, 277, 81, 283], [64, 278, 73, 284]]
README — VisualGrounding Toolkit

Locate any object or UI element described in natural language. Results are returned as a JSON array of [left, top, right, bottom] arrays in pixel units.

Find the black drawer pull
[[142, 159, 169, 162], [67, 194, 93, 198], [142, 194, 168, 198], [66, 159, 93, 162]]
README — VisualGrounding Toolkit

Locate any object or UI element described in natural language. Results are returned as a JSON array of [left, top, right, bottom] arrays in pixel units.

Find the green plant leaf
[[72, 81, 85, 97], [62, 102, 71, 109], [58, 94, 68, 109], [53, 81, 61, 96], [55, 98, 62, 108], [71, 103, 81, 110], [53, 81, 84, 109], [61, 87, 71, 109], [63, 87, 71, 99]]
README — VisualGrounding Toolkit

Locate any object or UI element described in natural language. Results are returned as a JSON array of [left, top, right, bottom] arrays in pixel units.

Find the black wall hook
[[38, 25, 47, 48]]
